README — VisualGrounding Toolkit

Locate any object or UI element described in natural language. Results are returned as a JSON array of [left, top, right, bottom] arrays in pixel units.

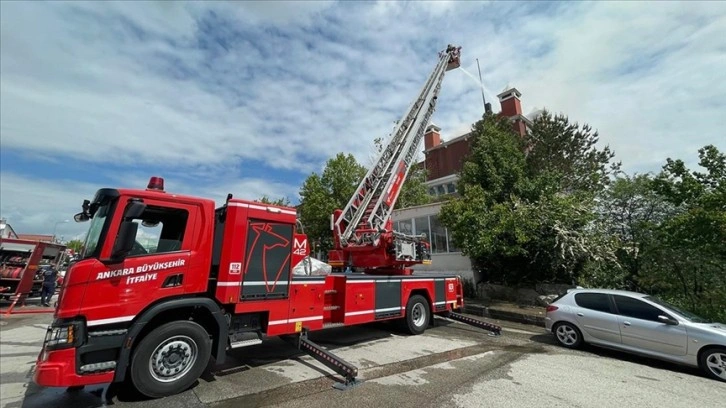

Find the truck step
[[228, 330, 263, 349], [323, 322, 345, 328], [324, 289, 337, 295], [230, 338, 263, 349], [323, 305, 340, 311]]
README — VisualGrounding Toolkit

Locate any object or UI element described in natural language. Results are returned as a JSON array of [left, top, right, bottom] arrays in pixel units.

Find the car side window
[[613, 295, 664, 322], [574, 293, 612, 313]]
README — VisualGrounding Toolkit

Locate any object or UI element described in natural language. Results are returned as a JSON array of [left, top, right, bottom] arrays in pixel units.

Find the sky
[[1, 1, 725, 240]]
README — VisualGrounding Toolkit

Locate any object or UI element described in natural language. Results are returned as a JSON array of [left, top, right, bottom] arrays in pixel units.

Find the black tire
[[129, 320, 212, 398], [699, 347, 726, 383], [404, 295, 430, 335], [553, 322, 583, 349]]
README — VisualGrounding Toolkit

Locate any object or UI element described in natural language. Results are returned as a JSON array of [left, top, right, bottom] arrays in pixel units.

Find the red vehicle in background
[[33, 44, 500, 399]]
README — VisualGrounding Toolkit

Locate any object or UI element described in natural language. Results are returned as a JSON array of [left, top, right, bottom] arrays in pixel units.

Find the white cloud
[[1, 1, 725, 237]]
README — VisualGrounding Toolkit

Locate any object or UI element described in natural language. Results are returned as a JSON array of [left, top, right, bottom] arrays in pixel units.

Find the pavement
[[2, 298, 724, 408], [463, 298, 547, 327]]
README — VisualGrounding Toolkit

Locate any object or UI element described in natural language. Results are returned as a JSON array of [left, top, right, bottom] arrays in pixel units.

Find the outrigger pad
[[445, 311, 502, 336], [333, 377, 363, 391]]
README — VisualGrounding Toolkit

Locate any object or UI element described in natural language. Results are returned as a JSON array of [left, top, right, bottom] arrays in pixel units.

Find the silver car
[[544, 288, 726, 382]]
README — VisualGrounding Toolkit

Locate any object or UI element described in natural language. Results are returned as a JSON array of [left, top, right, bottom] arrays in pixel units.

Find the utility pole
[[476, 58, 492, 114]]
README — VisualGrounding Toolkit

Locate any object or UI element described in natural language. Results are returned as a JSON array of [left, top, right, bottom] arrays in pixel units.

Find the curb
[[463, 303, 546, 328]]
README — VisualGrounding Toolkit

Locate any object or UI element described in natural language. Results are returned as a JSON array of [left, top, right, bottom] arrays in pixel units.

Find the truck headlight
[[44, 320, 84, 350]]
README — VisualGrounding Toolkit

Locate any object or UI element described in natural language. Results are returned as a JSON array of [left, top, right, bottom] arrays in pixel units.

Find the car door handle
[[623, 321, 631, 326], [577, 313, 584, 317]]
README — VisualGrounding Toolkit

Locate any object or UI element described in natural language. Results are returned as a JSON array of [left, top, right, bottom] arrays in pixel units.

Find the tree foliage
[[256, 195, 291, 207], [298, 153, 367, 255], [65, 239, 84, 252], [523, 110, 621, 194], [440, 112, 621, 285], [637, 145, 726, 321]]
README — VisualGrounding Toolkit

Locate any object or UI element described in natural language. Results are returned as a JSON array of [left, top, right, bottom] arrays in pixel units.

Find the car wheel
[[553, 322, 582, 349], [129, 320, 212, 398], [699, 347, 726, 382], [404, 295, 430, 335]]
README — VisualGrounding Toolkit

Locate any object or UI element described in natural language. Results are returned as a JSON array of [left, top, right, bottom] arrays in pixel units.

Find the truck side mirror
[[124, 200, 146, 220], [108, 199, 146, 262], [110, 221, 139, 261], [74, 212, 90, 222]]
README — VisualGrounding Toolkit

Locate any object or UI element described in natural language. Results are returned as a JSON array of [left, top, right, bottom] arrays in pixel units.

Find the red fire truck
[[33, 44, 500, 398]]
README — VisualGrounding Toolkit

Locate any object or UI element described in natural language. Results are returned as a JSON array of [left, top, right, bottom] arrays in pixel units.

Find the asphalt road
[[2, 311, 724, 408]]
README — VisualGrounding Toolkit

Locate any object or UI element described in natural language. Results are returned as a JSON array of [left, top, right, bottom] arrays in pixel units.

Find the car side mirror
[[658, 315, 678, 325]]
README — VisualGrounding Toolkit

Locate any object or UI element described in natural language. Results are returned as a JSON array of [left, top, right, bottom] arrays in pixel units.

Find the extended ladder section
[[333, 45, 461, 250]]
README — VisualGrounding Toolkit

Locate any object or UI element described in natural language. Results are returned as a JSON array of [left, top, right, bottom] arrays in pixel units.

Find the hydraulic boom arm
[[329, 44, 461, 274]]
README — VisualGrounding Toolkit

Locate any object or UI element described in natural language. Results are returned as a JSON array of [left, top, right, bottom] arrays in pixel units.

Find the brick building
[[391, 86, 542, 281]]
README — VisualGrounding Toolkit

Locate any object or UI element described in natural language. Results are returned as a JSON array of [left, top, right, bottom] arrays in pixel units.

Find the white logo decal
[[95, 258, 186, 280], [229, 262, 242, 275], [293, 237, 307, 256]]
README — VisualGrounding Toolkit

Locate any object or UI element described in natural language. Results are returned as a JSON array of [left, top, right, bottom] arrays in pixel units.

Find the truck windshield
[[80, 202, 113, 259]]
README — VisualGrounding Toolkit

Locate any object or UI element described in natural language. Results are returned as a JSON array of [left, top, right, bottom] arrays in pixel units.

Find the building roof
[[423, 130, 473, 153], [17, 234, 54, 243]]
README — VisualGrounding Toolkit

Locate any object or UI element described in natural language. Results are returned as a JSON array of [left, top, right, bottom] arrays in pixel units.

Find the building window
[[394, 215, 462, 254], [446, 227, 460, 252], [429, 187, 437, 196], [446, 183, 456, 194], [398, 219, 413, 235], [437, 185, 446, 195], [429, 215, 448, 253], [413, 216, 429, 239]]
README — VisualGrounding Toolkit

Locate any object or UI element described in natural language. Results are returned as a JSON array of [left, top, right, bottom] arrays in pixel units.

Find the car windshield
[[645, 296, 710, 323], [81, 202, 112, 259]]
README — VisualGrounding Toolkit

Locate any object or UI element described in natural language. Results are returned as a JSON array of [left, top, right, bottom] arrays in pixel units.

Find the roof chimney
[[424, 124, 442, 150], [497, 86, 522, 117]]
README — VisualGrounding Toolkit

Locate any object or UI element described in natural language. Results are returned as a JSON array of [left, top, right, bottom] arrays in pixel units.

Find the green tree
[[440, 112, 620, 285], [65, 239, 84, 252], [298, 153, 367, 255], [256, 195, 291, 207], [638, 145, 726, 322], [588, 173, 673, 288], [523, 110, 621, 194]]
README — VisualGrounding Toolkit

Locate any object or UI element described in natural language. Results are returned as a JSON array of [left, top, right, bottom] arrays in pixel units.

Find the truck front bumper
[[34, 347, 114, 387]]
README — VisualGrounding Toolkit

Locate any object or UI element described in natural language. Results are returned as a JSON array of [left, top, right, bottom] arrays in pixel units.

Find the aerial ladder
[[328, 44, 462, 275]]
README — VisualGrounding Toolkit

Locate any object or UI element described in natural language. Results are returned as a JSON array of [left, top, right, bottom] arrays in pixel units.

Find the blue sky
[[1, 1, 725, 239]]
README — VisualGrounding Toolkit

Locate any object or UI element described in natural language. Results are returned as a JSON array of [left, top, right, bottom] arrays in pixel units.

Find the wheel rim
[[556, 325, 578, 345], [412, 303, 426, 327], [149, 335, 198, 383], [706, 352, 726, 380]]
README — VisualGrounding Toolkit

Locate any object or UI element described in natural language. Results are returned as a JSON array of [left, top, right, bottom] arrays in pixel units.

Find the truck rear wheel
[[404, 294, 430, 335], [129, 320, 211, 398]]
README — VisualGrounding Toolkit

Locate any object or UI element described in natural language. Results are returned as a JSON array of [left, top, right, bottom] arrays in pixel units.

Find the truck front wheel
[[129, 320, 212, 398]]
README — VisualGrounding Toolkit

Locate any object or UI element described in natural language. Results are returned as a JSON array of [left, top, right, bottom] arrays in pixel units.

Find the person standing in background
[[40, 265, 57, 307]]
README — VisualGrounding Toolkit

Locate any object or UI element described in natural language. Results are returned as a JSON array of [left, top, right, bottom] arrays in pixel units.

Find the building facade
[[392, 86, 540, 281]]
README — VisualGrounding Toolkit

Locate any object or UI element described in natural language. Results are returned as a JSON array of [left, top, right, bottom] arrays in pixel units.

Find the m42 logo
[[293, 237, 308, 256]]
